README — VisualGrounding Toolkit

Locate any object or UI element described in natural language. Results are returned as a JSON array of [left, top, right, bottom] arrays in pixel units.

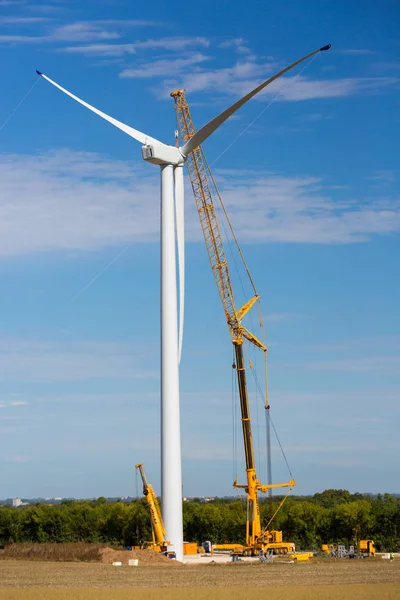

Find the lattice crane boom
[[171, 90, 295, 553]]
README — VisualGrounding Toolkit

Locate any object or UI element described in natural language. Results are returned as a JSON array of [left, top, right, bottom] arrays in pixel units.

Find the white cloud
[[0, 399, 28, 408], [0, 456, 29, 463], [0, 34, 47, 42], [303, 356, 400, 374], [219, 38, 251, 54], [132, 36, 209, 50], [215, 172, 400, 243], [0, 150, 399, 257], [0, 16, 50, 23], [0, 19, 166, 46], [94, 20, 164, 28], [51, 22, 120, 42], [0, 338, 157, 382], [148, 47, 397, 101], [120, 53, 210, 78], [337, 49, 375, 55], [61, 43, 136, 56], [174, 68, 399, 101], [0, 149, 159, 255], [59, 36, 210, 57]]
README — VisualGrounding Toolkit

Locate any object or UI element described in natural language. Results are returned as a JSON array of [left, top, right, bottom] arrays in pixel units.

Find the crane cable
[[269, 411, 294, 481], [203, 151, 257, 296], [209, 52, 320, 167], [249, 351, 294, 481], [231, 346, 238, 484], [264, 487, 293, 533], [204, 148, 270, 412], [0, 77, 40, 134]]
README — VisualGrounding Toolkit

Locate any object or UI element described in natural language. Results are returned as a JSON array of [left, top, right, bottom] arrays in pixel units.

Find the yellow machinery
[[135, 463, 168, 552], [135, 463, 199, 556], [359, 539, 376, 557], [171, 90, 295, 556], [321, 544, 330, 555], [321, 540, 376, 557]]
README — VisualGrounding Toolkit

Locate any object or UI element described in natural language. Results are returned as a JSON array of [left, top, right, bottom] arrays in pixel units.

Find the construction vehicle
[[321, 540, 376, 558], [135, 463, 199, 556], [135, 463, 169, 553], [359, 539, 376, 557], [171, 90, 296, 556]]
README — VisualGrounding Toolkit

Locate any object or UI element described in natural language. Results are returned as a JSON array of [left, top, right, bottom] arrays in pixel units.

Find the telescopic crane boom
[[135, 463, 168, 551], [171, 91, 295, 554]]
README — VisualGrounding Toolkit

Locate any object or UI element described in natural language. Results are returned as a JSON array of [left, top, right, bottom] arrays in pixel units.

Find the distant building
[[12, 498, 23, 507]]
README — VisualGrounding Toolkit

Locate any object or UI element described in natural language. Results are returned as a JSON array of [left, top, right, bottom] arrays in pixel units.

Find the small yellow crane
[[171, 90, 295, 555], [135, 463, 169, 552]]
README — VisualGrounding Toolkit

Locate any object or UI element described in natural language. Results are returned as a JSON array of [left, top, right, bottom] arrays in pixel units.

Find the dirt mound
[[0, 544, 179, 566], [0, 543, 103, 562], [99, 547, 178, 566]]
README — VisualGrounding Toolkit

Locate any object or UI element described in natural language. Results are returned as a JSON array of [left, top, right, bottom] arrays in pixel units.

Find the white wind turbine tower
[[37, 43, 330, 561]]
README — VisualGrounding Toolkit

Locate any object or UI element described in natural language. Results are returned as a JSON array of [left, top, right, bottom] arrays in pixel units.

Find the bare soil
[[0, 544, 176, 566], [0, 556, 399, 589], [0, 584, 399, 600]]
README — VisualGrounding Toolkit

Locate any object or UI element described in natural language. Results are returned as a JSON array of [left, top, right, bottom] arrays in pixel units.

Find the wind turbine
[[36, 43, 330, 561]]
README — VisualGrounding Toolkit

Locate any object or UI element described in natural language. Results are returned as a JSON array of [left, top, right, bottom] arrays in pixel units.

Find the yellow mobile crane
[[135, 463, 169, 553], [171, 91, 295, 556]]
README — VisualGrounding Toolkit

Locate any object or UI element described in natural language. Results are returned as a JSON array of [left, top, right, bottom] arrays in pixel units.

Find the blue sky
[[0, 0, 399, 499]]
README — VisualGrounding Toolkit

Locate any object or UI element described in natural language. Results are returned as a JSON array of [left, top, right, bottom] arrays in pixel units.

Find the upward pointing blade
[[180, 44, 331, 156], [36, 70, 164, 147]]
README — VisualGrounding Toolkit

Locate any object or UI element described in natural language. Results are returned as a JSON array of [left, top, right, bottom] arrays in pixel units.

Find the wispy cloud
[[176, 71, 399, 101], [0, 19, 166, 45], [60, 43, 136, 56], [94, 19, 164, 28], [0, 16, 50, 23], [219, 37, 251, 54], [132, 36, 209, 50], [0, 0, 26, 5], [0, 338, 157, 382], [367, 169, 398, 183], [120, 53, 210, 78], [337, 49, 375, 55], [62, 36, 210, 57], [299, 112, 332, 122], [0, 400, 29, 408], [146, 48, 398, 101], [0, 456, 30, 463], [304, 356, 400, 374], [0, 34, 48, 42], [0, 150, 399, 257], [51, 22, 120, 42]]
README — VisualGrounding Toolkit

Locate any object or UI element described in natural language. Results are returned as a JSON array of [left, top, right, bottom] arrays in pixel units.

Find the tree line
[[0, 490, 399, 551]]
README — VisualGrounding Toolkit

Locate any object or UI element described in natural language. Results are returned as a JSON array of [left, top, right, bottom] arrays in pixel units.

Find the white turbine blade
[[36, 70, 164, 146], [174, 165, 185, 364], [181, 44, 331, 156]]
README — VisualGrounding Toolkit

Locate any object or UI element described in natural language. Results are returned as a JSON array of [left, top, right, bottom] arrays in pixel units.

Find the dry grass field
[[0, 557, 399, 599]]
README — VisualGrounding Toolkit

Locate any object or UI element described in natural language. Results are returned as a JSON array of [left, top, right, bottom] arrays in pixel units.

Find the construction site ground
[[0, 554, 399, 599]]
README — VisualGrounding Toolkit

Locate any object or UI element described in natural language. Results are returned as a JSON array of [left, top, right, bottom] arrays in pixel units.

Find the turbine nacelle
[[142, 144, 184, 166]]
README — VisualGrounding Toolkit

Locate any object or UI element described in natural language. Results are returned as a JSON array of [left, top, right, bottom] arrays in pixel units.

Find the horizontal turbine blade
[[36, 70, 164, 146], [180, 44, 331, 156]]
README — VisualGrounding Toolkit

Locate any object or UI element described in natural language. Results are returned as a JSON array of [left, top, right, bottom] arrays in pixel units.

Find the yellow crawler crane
[[135, 463, 169, 552], [171, 90, 295, 556]]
